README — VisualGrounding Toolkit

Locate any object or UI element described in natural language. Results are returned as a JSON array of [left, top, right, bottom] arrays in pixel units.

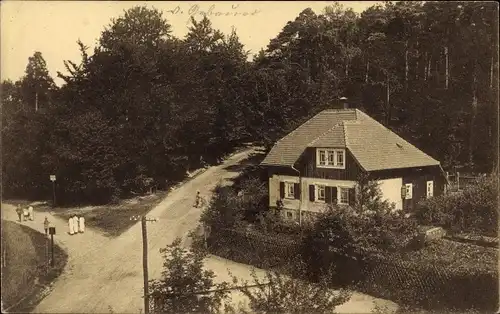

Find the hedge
[[208, 228, 498, 312]]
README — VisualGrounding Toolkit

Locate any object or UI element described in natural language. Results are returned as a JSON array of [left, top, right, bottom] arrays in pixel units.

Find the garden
[[200, 161, 499, 313]]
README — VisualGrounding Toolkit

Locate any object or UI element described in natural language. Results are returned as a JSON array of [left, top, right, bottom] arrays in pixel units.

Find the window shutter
[[401, 186, 406, 199], [294, 183, 300, 200], [331, 187, 338, 204], [348, 188, 356, 206], [309, 185, 315, 202], [325, 186, 332, 203], [280, 182, 285, 199]]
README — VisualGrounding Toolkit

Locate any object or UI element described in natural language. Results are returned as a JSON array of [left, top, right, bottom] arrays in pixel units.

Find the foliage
[[200, 184, 245, 231], [149, 238, 231, 314], [229, 267, 350, 314], [306, 180, 419, 257], [2, 2, 498, 204], [416, 174, 498, 236]]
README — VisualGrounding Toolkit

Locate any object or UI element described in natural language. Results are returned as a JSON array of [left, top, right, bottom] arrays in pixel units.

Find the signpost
[[50, 175, 56, 207], [49, 227, 56, 267]]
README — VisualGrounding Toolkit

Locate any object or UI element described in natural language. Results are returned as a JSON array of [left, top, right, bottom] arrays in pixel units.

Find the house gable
[[295, 147, 363, 181]]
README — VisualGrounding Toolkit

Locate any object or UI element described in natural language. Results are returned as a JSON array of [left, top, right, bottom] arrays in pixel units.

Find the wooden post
[[45, 235, 49, 273], [50, 233, 55, 267], [131, 215, 157, 314], [141, 217, 149, 314], [52, 181, 56, 208]]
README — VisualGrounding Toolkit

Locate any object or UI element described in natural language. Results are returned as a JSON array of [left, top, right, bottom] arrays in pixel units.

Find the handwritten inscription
[[166, 4, 261, 22]]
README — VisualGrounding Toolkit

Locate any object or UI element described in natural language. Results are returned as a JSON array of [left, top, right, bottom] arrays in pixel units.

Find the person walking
[[68, 217, 74, 235], [44, 217, 50, 235], [16, 205, 22, 222], [195, 191, 201, 208], [22, 207, 29, 221], [73, 215, 79, 235], [79, 215, 85, 233], [28, 205, 34, 221]]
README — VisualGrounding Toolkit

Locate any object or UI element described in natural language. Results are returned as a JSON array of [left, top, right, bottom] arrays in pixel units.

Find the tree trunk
[[405, 41, 409, 91], [424, 52, 428, 81], [469, 62, 478, 166], [415, 42, 419, 80], [365, 60, 370, 83], [386, 73, 391, 125], [445, 46, 449, 89], [427, 55, 432, 79], [490, 53, 494, 90]]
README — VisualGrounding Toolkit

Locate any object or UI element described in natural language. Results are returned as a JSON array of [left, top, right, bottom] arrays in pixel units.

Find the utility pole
[[130, 215, 158, 314]]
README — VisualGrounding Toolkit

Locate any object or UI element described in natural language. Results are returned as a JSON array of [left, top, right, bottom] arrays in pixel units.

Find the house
[[260, 103, 447, 222]]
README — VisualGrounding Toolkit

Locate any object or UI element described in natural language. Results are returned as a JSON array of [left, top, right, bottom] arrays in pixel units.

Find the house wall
[[268, 164, 445, 217], [371, 166, 446, 211], [269, 173, 356, 220], [295, 148, 363, 181], [377, 178, 403, 210]]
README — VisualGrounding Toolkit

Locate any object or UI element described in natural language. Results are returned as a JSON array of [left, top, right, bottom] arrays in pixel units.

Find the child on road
[[28, 206, 34, 221], [44, 217, 50, 235], [16, 205, 22, 222]]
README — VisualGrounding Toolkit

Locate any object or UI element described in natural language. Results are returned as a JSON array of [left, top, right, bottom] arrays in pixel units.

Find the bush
[[359, 240, 499, 312], [416, 174, 498, 236]]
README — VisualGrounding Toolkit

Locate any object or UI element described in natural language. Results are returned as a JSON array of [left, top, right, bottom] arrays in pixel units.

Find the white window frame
[[426, 181, 434, 198], [284, 182, 295, 199], [316, 148, 346, 169], [339, 187, 349, 205], [316, 184, 326, 203], [405, 183, 413, 200], [286, 210, 294, 220]]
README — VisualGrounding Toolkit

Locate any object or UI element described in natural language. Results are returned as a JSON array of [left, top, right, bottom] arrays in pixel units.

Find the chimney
[[339, 96, 349, 109]]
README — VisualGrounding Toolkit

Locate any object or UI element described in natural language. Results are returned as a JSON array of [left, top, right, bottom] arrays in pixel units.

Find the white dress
[[69, 218, 74, 235], [79, 217, 85, 233], [28, 206, 34, 220], [73, 217, 79, 234]]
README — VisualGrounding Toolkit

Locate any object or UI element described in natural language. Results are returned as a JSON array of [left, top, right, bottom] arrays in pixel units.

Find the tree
[[19, 51, 57, 112], [100, 6, 171, 50], [230, 265, 350, 314], [149, 238, 231, 314]]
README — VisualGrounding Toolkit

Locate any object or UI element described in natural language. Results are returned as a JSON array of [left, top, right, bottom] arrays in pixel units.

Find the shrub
[[200, 184, 245, 232], [416, 174, 498, 236]]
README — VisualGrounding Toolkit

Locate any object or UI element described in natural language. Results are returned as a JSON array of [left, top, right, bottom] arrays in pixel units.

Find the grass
[[1, 220, 68, 312]]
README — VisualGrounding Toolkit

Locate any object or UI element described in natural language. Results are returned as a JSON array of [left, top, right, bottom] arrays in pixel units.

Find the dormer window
[[316, 148, 345, 169]]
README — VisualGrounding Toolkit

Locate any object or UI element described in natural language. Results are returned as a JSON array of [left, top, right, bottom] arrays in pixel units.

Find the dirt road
[[1, 148, 397, 313]]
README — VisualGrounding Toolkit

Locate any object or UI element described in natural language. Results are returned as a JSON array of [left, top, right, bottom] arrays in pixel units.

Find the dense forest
[[1, 2, 498, 204]]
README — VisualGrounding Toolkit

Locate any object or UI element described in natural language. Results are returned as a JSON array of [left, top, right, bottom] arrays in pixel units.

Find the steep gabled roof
[[261, 109, 357, 166], [261, 108, 441, 171]]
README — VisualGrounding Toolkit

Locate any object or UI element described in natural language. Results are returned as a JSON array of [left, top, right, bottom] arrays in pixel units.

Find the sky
[[1, 1, 381, 86]]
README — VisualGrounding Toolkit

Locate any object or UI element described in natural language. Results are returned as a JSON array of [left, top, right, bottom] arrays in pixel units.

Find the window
[[319, 150, 326, 166], [328, 150, 335, 164], [336, 150, 344, 167], [340, 188, 349, 204], [405, 183, 413, 200], [426, 181, 434, 198], [316, 185, 326, 202], [286, 211, 293, 219], [284, 182, 295, 199], [317, 149, 345, 169]]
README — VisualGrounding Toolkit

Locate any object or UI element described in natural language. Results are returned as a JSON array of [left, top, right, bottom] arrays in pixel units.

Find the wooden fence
[[445, 172, 484, 192]]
